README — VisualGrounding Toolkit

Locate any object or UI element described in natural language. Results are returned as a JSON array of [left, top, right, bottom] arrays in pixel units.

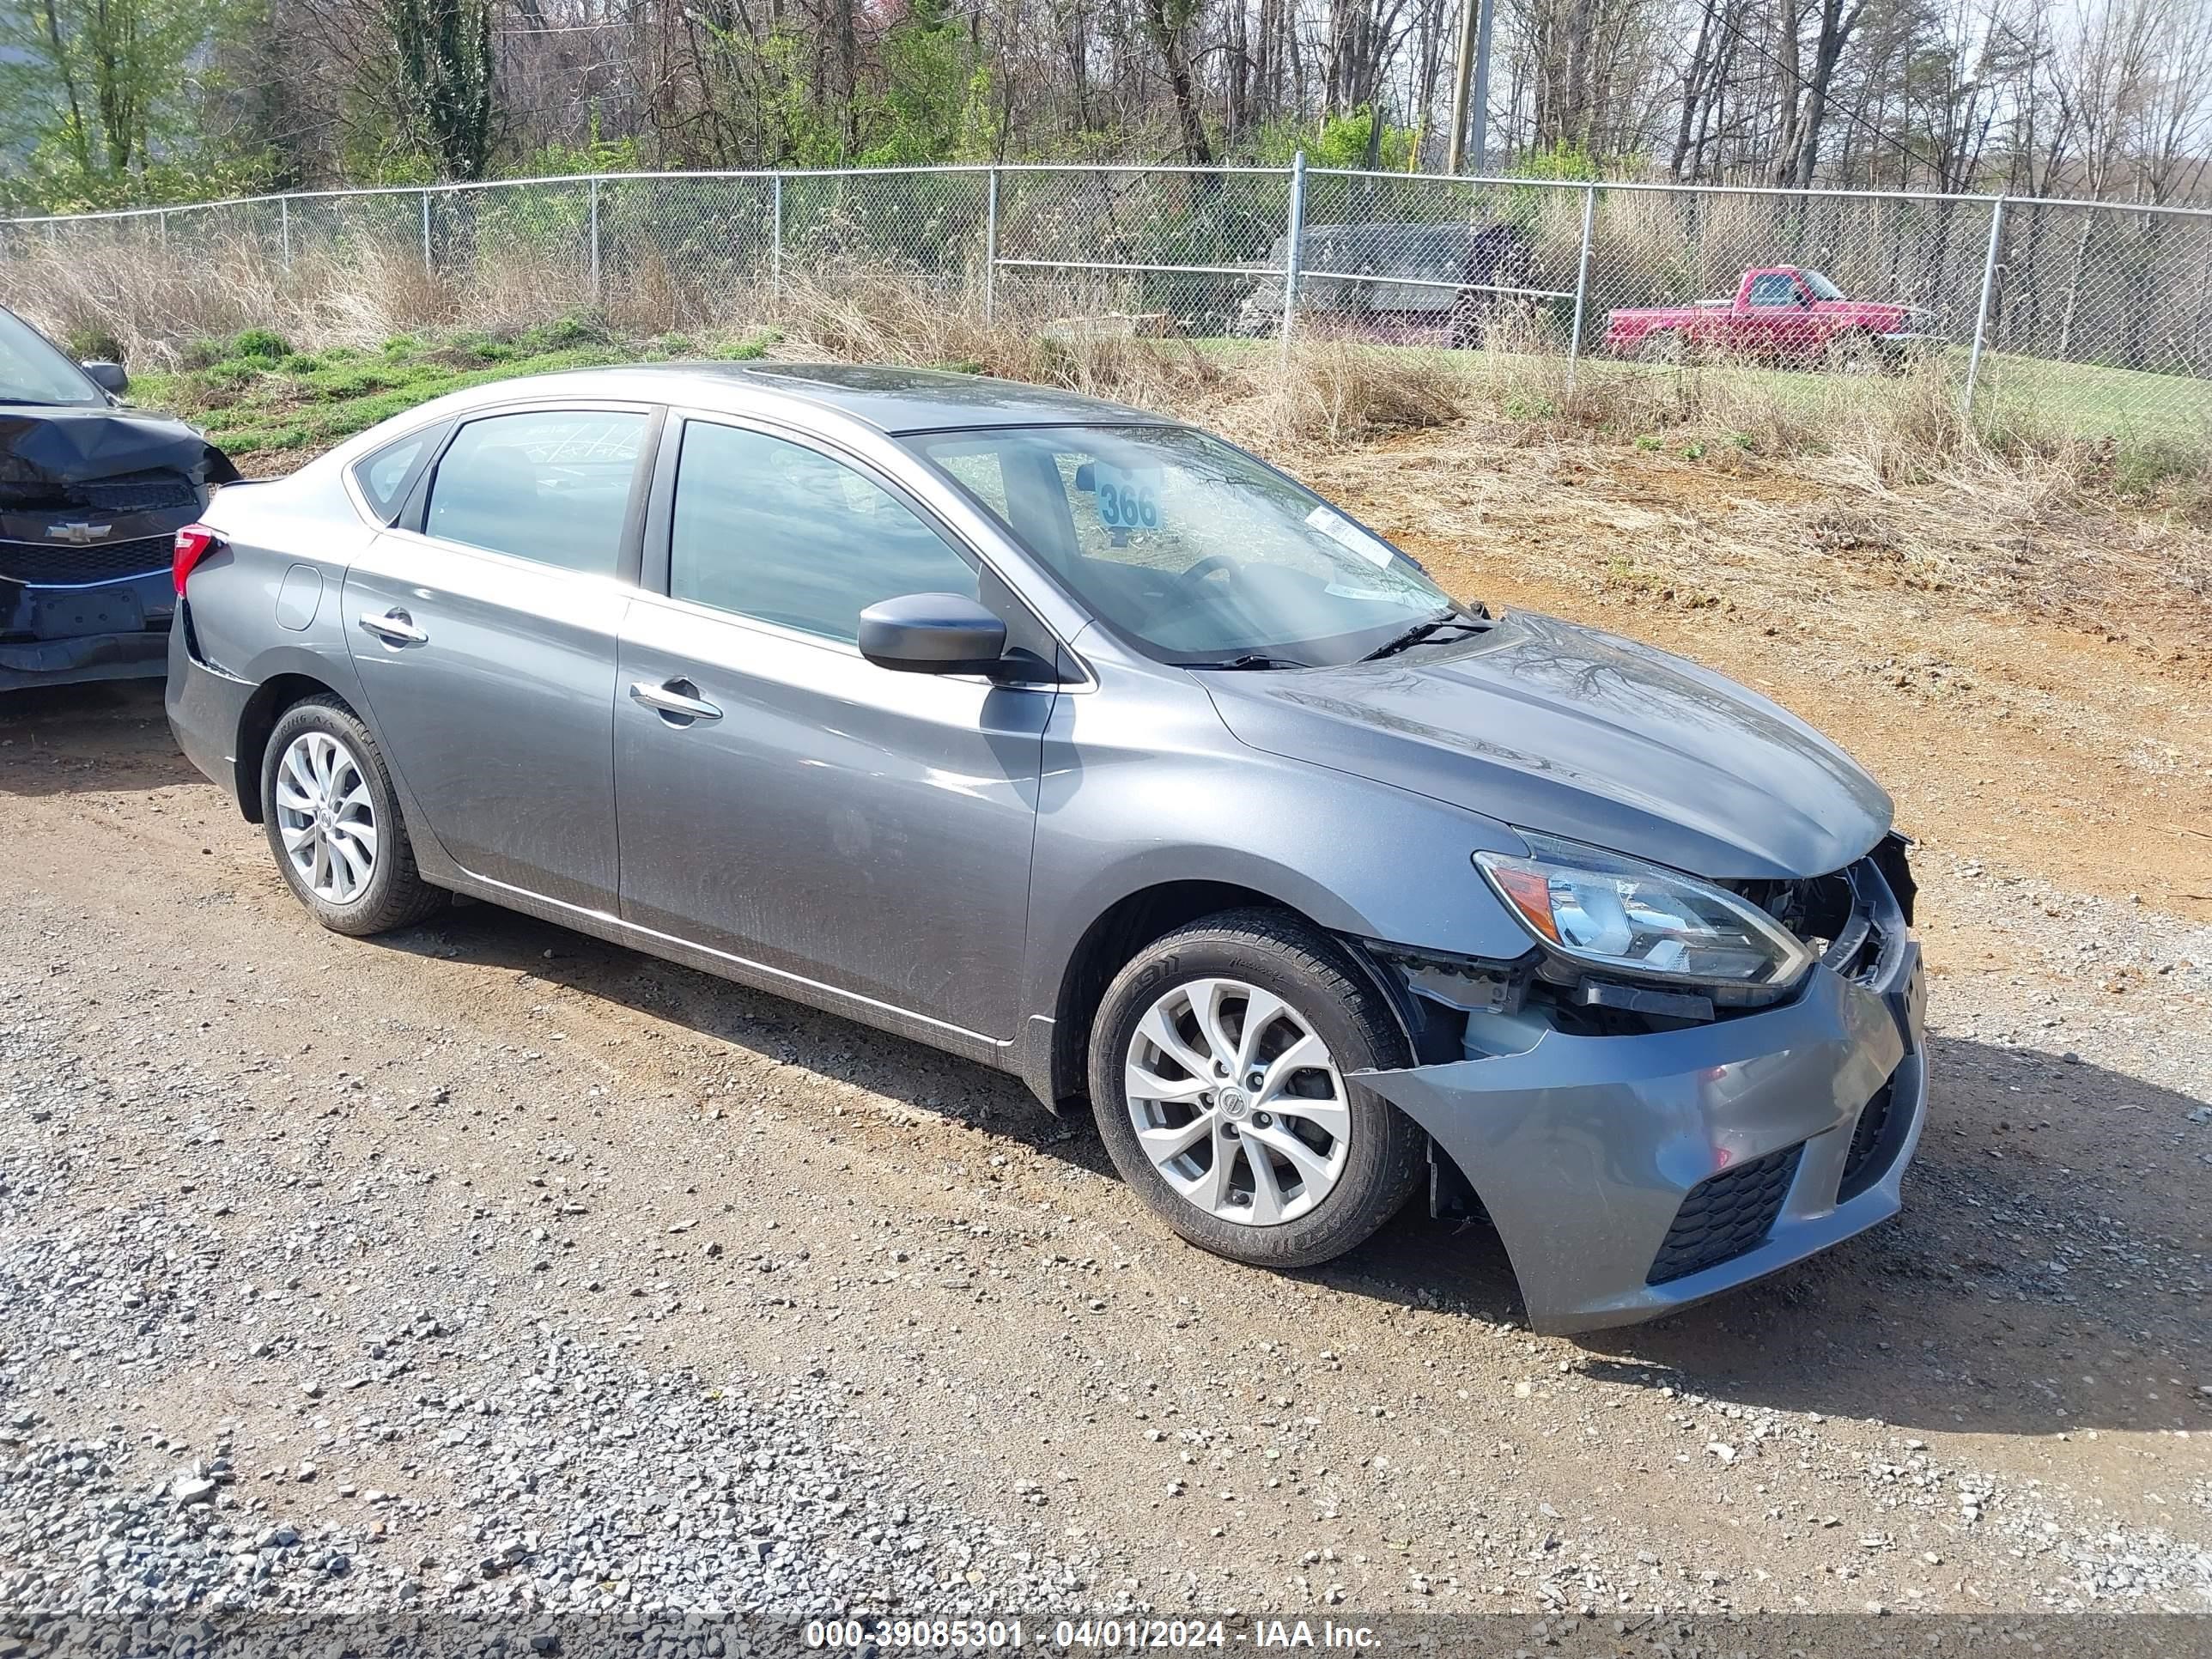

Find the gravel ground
[[1, 683, 2207, 1647]]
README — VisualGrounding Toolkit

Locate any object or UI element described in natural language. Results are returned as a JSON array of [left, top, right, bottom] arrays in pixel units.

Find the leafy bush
[[229, 328, 292, 362], [64, 325, 125, 364], [520, 311, 613, 351]]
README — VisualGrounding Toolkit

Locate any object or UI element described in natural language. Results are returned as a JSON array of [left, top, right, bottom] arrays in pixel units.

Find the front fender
[[1022, 662, 1537, 1082]]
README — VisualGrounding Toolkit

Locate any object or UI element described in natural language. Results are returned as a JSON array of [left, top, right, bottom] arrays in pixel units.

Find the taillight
[[172, 523, 223, 594]]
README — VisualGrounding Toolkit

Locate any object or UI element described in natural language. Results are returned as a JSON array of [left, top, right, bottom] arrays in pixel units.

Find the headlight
[[1474, 835, 1815, 994]]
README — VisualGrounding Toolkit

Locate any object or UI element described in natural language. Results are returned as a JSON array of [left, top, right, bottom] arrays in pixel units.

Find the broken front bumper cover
[[1357, 874, 1926, 1334], [0, 622, 170, 691]]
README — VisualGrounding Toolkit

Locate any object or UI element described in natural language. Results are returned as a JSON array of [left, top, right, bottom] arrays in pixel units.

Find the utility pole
[[1446, 0, 1477, 173], [1445, 0, 1496, 173], [1469, 0, 1495, 172]]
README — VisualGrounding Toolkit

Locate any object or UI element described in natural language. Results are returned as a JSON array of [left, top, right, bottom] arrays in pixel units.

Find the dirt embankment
[[1300, 432, 2212, 921]]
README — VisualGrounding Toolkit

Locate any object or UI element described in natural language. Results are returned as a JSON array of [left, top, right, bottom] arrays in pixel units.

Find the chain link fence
[[3, 162, 2208, 451]]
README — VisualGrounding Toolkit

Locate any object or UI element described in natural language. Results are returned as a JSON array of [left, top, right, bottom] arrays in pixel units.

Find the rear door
[[613, 413, 1054, 1041], [341, 403, 657, 914]]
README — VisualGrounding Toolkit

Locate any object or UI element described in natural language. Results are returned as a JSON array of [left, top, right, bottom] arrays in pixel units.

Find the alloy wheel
[[273, 731, 378, 904], [1122, 976, 1351, 1227]]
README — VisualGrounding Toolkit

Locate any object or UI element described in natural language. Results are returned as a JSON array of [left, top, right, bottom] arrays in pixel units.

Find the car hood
[[0, 404, 235, 498], [1813, 300, 1908, 324], [1200, 610, 1892, 880]]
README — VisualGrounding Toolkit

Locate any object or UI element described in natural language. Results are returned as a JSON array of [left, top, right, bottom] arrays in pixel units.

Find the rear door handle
[[629, 678, 722, 723], [359, 609, 428, 646]]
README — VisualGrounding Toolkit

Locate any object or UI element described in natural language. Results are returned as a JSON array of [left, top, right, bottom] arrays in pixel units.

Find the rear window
[[423, 410, 648, 576], [354, 431, 432, 521]]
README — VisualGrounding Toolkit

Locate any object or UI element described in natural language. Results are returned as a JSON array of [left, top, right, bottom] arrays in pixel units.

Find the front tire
[[260, 695, 446, 937], [1824, 331, 1885, 375], [1088, 909, 1425, 1269]]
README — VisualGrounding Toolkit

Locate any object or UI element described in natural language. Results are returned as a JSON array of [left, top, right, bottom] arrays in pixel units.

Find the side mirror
[[858, 592, 1009, 676], [82, 361, 129, 394]]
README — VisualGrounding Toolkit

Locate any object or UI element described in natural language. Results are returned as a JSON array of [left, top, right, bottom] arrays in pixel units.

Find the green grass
[[129, 319, 780, 459]]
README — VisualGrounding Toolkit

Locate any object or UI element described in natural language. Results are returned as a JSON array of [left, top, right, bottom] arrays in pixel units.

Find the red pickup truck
[[1605, 265, 1939, 371]]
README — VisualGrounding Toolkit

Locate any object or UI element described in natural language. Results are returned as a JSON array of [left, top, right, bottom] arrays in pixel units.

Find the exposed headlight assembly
[[1474, 834, 1815, 1000]]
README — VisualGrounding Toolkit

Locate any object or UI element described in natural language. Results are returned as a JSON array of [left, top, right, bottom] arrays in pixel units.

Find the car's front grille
[[1647, 1143, 1802, 1285], [0, 468, 199, 515], [0, 534, 173, 586], [76, 471, 201, 514]]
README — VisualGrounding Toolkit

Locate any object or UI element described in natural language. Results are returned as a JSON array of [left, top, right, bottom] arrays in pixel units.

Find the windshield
[[905, 424, 1457, 666], [1801, 269, 1846, 301], [0, 310, 104, 407]]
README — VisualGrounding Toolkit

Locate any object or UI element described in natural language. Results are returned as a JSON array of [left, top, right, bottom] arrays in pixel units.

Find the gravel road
[[1, 681, 2207, 1644]]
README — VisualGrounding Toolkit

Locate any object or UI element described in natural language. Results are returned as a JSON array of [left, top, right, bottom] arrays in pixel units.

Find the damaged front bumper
[[1358, 860, 1927, 1334], [0, 570, 174, 692]]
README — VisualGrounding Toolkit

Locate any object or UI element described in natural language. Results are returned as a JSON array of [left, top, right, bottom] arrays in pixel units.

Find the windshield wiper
[[1176, 653, 1314, 671], [1361, 610, 1472, 661]]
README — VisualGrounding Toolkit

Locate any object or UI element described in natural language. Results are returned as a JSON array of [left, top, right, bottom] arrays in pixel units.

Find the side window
[[356, 431, 430, 520], [423, 410, 648, 575], [1747, 273, 1799, 307], [669, 422, 977, 644], [933, 448, 1011, 521]]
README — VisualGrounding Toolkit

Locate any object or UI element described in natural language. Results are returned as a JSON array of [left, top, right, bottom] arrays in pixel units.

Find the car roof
[[459, 362, 1179, 435]]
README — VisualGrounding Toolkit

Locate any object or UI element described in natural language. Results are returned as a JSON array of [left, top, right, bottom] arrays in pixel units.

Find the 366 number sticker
[[1094, 465, 1163, 531]]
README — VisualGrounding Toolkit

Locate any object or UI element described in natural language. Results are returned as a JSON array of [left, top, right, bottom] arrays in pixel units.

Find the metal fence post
[[157, 210, 168, 255], [422, 191, 433, 274], [1279, 150, 1309, 364], [1963, 196, 2007, 423], [1565, 183, 1597, 391], [770, 175, 784, 304], [983, 167, 1000, 321], [588, 178, 602, 303], [280, 197, 291, 270]]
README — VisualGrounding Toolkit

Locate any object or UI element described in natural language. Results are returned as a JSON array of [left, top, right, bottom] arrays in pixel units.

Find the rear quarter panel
[[192, 469, 375, 697]]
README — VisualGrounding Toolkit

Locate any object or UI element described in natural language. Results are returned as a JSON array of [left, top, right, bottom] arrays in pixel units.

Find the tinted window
[[669, 422, 976, 644], [355, 431, 430, 520], [1747, 273, 1800, 307], [424, 410, 647, 575]]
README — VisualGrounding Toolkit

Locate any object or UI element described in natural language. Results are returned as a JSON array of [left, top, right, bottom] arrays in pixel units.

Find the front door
[[614, 416, 1052, 1041], [341, 404, 655, 913]]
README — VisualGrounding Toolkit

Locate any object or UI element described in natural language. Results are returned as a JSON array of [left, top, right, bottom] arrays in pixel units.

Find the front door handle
[[629, 678, 722, 723], [359, 609, 428, 646]]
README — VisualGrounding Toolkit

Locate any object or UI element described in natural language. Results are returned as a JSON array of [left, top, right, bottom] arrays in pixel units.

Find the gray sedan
[[166, 363, 1926, 1333]]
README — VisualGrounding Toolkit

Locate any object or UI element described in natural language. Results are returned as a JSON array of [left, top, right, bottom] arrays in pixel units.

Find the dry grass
[[772, 268, 1239, 417], [9, 232, 2204, 641], [5, 233, 596, 367], [1255, 339, 1468, 446]]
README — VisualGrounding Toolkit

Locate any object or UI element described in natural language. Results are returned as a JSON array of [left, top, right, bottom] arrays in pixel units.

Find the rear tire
[[260, 694, 446, 937], [1637, 329, 1686, 366], [1088, 909, 1425, 1269]]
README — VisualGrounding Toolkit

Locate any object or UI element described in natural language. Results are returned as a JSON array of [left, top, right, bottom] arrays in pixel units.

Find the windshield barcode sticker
[[1304, 505, 1396, 568]]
